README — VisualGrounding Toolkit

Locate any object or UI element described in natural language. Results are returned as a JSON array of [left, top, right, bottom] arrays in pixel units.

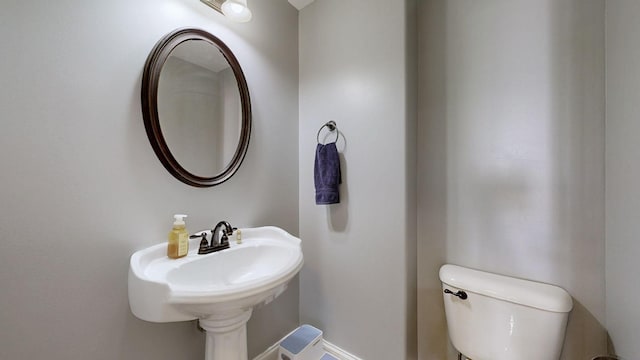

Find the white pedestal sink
[[128, 226, 303, 360]]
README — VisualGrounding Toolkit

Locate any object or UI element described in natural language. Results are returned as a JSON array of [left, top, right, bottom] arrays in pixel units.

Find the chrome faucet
[[191, 221, 234, 255]]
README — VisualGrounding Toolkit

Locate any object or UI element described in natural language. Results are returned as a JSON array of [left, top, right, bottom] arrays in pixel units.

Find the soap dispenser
[[168, 214, 189, 259]]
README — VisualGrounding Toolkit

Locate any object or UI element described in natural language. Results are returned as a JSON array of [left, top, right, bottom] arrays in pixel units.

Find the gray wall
[[417, 1, 606, 359], [3, 1, 633, 359], [298, 0, 417, 358], [605, 1, 640, 359], [0, 0, 299, 359]]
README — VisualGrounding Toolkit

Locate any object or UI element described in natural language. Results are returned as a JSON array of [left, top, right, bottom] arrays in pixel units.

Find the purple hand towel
[[314, 142, 341, 204]]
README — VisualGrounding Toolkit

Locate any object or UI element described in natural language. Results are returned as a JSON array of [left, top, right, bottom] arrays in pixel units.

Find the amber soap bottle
[[168, 214, 189, 259]]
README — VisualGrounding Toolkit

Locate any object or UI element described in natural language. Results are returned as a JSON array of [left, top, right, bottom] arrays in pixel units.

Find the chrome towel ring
[[317, 121, 340, 144]]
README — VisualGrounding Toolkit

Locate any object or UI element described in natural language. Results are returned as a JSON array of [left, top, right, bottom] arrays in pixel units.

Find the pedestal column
[[198, 309, 253, 360]]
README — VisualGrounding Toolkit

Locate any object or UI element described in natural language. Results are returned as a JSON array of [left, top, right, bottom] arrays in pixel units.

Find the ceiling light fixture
[[221, 0, 252, 23], [200, 0, 253, 23]]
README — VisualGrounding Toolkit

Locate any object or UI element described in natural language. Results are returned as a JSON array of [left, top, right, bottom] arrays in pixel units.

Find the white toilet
[[439, 264, 573, 360]]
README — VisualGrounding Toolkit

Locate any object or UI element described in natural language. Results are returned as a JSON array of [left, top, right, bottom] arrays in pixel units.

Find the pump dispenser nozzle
[[173, 214, 187, 226]]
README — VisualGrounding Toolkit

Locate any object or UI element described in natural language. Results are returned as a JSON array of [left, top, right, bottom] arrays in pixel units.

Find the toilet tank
[[439, 264, 573, 360]]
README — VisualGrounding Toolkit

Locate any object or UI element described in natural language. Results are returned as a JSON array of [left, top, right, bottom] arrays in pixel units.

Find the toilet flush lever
[[444, 289, 468, 300]]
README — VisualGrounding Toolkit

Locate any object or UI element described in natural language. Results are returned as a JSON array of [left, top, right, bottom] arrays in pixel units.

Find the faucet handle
[[219, 233, 229, 246], [190, 233, 210, 253]]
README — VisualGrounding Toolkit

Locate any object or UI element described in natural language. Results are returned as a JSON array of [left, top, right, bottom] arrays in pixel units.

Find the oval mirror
[[141, 28, 251, 187]]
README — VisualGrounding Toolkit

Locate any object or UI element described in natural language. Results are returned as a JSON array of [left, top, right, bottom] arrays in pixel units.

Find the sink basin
[[128, 226, 303, 360]]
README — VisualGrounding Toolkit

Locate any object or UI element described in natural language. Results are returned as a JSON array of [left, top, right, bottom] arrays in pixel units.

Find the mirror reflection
[[157, 40, 242, 178]]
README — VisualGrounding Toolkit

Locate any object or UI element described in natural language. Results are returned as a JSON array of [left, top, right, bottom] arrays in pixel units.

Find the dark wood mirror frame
[[141, 28, 251, 187]]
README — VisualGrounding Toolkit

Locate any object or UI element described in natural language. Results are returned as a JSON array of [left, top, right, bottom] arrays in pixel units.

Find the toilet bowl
[[439, 264, 573, 360]]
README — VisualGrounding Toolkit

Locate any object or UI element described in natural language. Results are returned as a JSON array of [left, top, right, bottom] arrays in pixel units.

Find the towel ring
[[317, 121, 339, 144]]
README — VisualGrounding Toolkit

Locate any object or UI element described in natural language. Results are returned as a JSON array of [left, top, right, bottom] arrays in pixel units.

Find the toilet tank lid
[[439, 264, 573, 313]]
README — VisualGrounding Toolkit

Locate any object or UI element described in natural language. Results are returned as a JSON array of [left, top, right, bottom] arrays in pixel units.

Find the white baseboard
[[322, 339, 363, 360], [253, 337, 362, 360]]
